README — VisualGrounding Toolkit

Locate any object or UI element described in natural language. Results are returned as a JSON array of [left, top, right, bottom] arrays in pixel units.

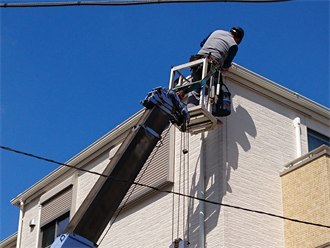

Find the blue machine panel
[[50, 233, 95, 248]]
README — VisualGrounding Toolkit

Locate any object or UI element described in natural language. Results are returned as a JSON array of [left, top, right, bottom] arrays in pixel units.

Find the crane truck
[[50, 87, 190, 248], [50, 56, 227, 248]]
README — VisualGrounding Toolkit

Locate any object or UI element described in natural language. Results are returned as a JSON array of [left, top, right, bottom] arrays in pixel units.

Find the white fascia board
[[0, 232, 17, 246], [10, 109, 145, 206], [228, 63, 330, 121]]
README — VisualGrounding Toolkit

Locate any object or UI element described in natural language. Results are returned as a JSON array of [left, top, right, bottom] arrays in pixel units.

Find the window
[[39, 186, 72, 248], [41, 212, 70, 248], [308, 129, 330, 151]]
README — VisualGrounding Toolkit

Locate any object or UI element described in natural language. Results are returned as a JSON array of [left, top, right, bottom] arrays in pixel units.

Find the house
[[1, 62, 329, 248]]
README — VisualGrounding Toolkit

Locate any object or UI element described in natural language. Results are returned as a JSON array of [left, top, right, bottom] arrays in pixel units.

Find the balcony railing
[[280, 144, 330, 175]]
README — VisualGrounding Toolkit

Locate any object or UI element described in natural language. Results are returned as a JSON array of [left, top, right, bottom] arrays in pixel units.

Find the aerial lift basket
[[169, 57, 231, 134]]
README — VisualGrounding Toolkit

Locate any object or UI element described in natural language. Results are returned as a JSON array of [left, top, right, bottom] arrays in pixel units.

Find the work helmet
[[230, 27, 244, 44]]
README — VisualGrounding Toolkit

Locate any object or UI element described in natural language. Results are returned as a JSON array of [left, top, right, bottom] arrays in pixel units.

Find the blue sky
[[0, 0, 329, 241]]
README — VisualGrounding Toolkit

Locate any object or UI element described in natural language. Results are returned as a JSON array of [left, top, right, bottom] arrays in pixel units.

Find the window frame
[[40, 212, 70, 248], [307, 128, 330, 151]]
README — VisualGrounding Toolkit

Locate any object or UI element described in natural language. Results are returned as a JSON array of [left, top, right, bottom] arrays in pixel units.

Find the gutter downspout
[[293, 117, 302, 158], [35, 203, 42, 248], [16, 200, 24, 248], [199, 133, 205, 248]]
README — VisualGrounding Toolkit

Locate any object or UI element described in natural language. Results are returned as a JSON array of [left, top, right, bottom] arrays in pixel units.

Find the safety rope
[[186, 132, 190, 242], [177, 132, 182, 238], [173, 129, 190, 243], [184, 131, 190, 242], [182, 131, 186, 241]]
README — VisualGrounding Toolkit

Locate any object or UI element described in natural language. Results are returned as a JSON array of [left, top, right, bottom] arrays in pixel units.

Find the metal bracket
[[132, 124, 161, 140]]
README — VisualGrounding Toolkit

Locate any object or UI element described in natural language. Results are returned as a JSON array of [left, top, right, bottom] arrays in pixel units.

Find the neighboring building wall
[[281, 150, 330, 248]]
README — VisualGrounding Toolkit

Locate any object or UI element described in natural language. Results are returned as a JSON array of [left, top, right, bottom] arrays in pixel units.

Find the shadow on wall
[[225, 104, 257, 193], [183, 103, 256, 246]]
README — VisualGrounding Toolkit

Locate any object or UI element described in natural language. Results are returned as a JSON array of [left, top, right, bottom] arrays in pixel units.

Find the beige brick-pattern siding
[[218, 80, 292, 248], [281, 154, 330, 248], [20, 198, 39, 248]]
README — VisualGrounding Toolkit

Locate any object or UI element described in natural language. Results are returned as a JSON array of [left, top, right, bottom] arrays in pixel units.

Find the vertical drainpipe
[[35, 203, 42, 248], [198, 58, 208, 248], [293, 117, 302, 158], [199, 132, 205, 248], [16, 199, 24, 248]]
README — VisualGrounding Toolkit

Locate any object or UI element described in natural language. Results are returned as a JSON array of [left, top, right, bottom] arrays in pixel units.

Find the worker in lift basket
[[186, 27, 244, 108]]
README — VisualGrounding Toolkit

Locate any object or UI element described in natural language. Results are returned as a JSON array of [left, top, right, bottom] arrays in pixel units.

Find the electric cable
[[1, 144, 329, 229], [0, 145, 108, 177], [0, 0, 294, 8]]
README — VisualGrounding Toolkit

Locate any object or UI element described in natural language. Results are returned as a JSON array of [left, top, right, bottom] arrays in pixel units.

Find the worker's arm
[[200, 32, 212, 47], [222, 45, 238, 71]]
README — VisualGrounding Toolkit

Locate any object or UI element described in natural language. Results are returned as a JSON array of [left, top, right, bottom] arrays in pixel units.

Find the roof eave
[[10, 109, 145, 206], [228, 63, 330, 119]]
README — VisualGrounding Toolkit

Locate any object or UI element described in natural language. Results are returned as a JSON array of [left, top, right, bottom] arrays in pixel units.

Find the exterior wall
[[98, 185, 175, 247], [75, 150, 110, 212], [215, 78, 299, 248], [19, 198, 40, 248], [281, 153, 330, 248]]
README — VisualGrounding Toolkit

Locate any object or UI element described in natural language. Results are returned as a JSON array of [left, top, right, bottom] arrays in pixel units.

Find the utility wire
[[0, 145, 107, 177], [0, 0, 293, 8], [1, 144, 329, 230]]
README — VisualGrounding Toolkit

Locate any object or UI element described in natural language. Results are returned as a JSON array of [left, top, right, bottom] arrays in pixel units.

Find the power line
[[0, 0, 158, 8], [0, 145, 108, 177], [1, 144, 329, 229], [0, 0, 293, 8]]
